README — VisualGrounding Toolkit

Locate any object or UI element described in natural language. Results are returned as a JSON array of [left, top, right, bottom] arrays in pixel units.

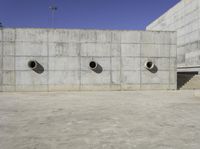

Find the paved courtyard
[[0, 91, 200, 149]]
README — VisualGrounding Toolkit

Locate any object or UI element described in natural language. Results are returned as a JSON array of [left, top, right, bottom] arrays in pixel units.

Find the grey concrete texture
[[0, 28, 177, 91], [0, 91, 200, 149], [146, 0, 200, 68]]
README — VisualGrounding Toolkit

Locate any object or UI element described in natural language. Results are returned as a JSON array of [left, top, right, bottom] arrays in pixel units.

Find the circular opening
[[28, 60, 37, 69], [89, 61, 97, 69], [146, 61, 153, 69]]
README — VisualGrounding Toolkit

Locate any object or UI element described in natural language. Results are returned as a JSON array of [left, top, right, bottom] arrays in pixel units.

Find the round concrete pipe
[[28, 60, 38, 70], [89, 61, 98, 70], [144, 61, 155, 70]]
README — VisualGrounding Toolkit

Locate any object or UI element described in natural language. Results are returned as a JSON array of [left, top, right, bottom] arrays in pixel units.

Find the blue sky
[[0, 0, 180, 30]]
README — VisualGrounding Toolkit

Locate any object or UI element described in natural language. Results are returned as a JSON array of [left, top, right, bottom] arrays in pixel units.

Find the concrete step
[[177, 74, 195, 89], [181, 75, 200, 90], [181, 84, 200, 89]]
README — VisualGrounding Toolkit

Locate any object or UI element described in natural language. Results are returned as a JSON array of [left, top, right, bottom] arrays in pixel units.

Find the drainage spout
[[28, 60, 38, 70], [144, 61, 155, 70], [89, 61, 98, 70]]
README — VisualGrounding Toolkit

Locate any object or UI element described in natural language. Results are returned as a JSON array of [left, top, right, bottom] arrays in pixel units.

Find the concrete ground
[[0, 91, 200, 149]]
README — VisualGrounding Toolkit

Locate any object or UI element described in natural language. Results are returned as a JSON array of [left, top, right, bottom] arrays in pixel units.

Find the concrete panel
[[121, 44, 140, 57], [121, 58, 140, 71], [80, 43, 95, 56], [141, 84, 169, 90], [170, 70, 177, 84], [141, 31, 176, 45], [154, 32, 175, 44], [184, 31, 199, 45], [111, 57, 120, 71], [177, 54, 185, 64], [169, 84, 177, 90], [80, 30, 96, 43], [49, 57, 80, 71], [141, 71, 169, 84], [111, 31, 121, 43], [141, 58, 170, 71], [0, 42, 2, 70], [95, 43, 111, 56], [141, 44, 170, 57], [0, 71, 2, 85], [80, 85, 112, 91], [81, 71, 110, 85], [3, 57, 15, 70], [170, 58, 177, 70], [16, 29, 48, 42], [81, 43, 110, 56], [141, 31, 156, 44], [177, 46, 186, 56], [49, 85, 80, 91], [16, 57, 47, 71], [16, 71, 48, 85], [2, 86, 15, 92], [121, 31, 140, 43], [16, 85, 48, 92], [111, 71, 120, 84], [81, 57, 111, 71], [177, 36, 185, 46], [170, 45, 177, 58], [0, 55, 2, 70], [122, 71, 140, 84], [16, 42, 47, 56], [3, 71, 15, 85], [49, 42, 80, 57], [2, 29, 15, 41], [48, 29, 79, 42], [0, 86, 1, 92], [0, 29, 2, 41], [111, 44, 120, 56], [110, 84, 121, 90], [96, 30, 111, 43], [0, 41, 2, 53], [3, 42, 15, 56], [121, 84, 140, 90], [49, 71, 80, 85], [167, 32, 177, 45]]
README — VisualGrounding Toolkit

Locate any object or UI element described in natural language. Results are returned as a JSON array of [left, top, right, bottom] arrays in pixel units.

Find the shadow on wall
[[28, 60, 44, 74], [177, 72, 198, 89]]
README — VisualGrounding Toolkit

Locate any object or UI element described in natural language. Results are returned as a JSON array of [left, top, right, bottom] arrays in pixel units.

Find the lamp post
[[49, 6, 58, 27]]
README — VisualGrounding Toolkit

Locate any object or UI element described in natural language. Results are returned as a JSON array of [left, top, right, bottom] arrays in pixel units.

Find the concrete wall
[[0, 28, 176, 91], [146, 0, 200, 67], [0, 29, 2, 91], [147, 0, 200, 69]]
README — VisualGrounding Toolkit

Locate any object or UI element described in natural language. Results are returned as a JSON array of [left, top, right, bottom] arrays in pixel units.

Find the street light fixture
[[49, 6, 58, 27]]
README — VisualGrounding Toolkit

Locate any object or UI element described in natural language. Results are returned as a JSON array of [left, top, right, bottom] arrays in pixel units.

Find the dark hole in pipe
[[89, 61, 97, 69], [28, 60, 37, 69], [28, 60, 44, 74], [145, 61, 158, 73], [146, 61, 153, 69], [89, 61, 103, 74]]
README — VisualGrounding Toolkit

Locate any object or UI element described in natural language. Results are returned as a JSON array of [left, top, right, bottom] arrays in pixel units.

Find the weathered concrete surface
[[0, 91, 200, 149], [147, 0, 200, 70], [0, 28, 177, 91]]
